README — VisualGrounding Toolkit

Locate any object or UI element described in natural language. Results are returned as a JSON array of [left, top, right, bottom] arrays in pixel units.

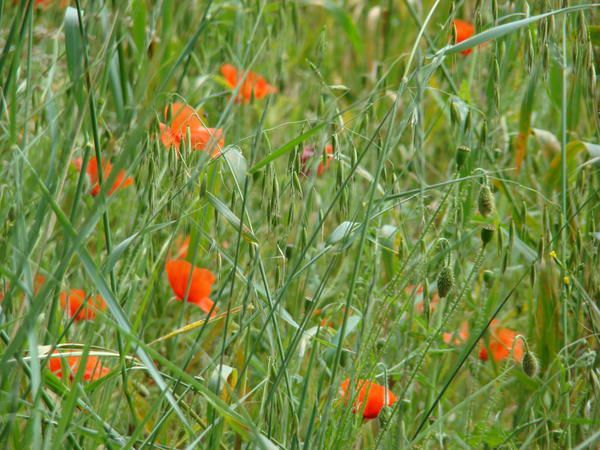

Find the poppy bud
[[285, 244, 294, 259], [378, 404, 394, 427], [478, 184, 495, 217], [481, 224, 496, 246], [483, 269, 494, 288], [437, 266, 454, 298], [522, 351, 539, 378], [456, 145, 471, 168]]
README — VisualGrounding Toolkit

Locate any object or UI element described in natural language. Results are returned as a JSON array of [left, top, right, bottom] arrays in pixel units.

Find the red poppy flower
[[453, 19, 475, 55], [59, 289, 106, 321], [443, 321, 470, 345], [72, 156, 133, 197], [160, 102, 224, 156], [165, 259, 217, 315], [220, 64, 277, 104], [300, 144, 334, 176], [48, 353, 110, 381], [478, 321, 524, 363], [340, 378, 397, 420]]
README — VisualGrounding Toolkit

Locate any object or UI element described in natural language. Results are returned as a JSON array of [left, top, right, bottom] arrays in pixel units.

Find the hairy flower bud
[[522, 351, 539, 378], [437, 266, 454, 298], [478, 184, 495, 217]]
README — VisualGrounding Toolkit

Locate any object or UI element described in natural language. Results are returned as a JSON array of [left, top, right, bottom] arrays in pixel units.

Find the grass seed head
[[456, 145, 471, 168]]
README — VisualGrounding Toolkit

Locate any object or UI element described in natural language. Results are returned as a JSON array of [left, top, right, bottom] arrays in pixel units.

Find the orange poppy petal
[[453, 19, 475, 55], [221, 64, 275, 103], [48, 353, 109, 382], [165, 259, 216, 306], [189, 127, 225, 154], [220, 64, 239, 88], [160, 123, 180, 149], [166, 102, 204, 135], [59, 289, 105, 321], [340, 378, 396, 420]]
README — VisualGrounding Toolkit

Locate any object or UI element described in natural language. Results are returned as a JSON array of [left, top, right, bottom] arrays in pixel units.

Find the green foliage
[[0, 1, 598, 449]]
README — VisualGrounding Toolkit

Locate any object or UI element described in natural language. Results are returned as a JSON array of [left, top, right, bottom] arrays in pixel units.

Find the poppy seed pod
[[481, 224, 496, 246], [478, 184, 495, 217], [437, 266, 454, 298], [522, 351, 539, 378], [456, 145, 471, 168]]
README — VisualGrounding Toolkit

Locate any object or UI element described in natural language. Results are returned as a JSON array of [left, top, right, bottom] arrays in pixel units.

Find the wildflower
[[220, 64, 277, 103], [478, 320, 524, 363], [48, 353, 110, 382], [59, 289, 106, 321], [160, 102, 224, 155], [443, 321, 470, 346], [300, 144, 334, 176], [72, 156, 133, 197], [340, 378, 397, 420], [453, 19, 475, 55], [165, 259, 217, 315]]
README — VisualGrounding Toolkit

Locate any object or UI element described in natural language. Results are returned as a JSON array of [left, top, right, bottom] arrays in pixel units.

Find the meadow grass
[[0, 1, 599, 448]]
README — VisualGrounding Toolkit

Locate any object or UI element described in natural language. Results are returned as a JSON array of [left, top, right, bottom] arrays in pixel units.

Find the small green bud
[[285, 244, 294, 260], [456, 145, 471, 168], [437, 266, 454, 298], [478, 184, 495, 217], [378, 404, 394, 427], [483, 270, 494, 287], [481, 224, 496, 246], [522, 351, 539, 378]]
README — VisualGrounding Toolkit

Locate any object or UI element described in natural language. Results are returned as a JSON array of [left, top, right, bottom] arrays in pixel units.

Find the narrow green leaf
[[64, 7, 84, 105], [206, 192, 258, 244], [437, 4, 600, 56], [249, 122, 327, 173]]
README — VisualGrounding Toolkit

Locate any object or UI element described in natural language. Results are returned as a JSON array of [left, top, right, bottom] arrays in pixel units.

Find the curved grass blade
[[436, 4, 600, 57]]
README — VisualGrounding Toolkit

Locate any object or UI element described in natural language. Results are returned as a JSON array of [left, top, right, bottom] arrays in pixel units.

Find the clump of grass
[[0, 1, 598, 449]]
